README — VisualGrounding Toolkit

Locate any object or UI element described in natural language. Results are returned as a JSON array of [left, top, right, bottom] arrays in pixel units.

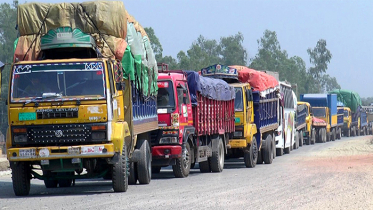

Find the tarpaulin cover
[[17, 1, 127, 38], [232, 65, 279, 95], [328, 89, 362, 112], [312, 117, 327, 126], [184, 71, 235, 105]]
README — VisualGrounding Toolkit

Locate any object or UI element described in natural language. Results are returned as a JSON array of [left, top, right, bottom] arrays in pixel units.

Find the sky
[[6, 0, 373, 97]]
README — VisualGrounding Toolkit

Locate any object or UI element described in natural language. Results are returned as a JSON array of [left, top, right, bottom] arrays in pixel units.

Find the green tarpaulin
[[329, 89, 362, 112]]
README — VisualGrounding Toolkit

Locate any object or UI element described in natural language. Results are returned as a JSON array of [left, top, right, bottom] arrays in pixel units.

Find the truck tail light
[[13, 128, 27, 133], [92, 125, 106, 131]]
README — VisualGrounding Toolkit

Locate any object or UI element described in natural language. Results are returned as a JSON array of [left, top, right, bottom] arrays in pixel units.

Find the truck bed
[[193, 92, 235, 136]]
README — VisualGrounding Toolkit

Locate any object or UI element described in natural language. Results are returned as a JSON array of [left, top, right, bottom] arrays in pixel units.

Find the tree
[[321, 74, 341, 92], [144, 27, 163, 61], [219, 32, 247, 66]]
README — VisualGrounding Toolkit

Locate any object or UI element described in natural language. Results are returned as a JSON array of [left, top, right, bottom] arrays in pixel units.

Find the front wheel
[[244, 137, 258, 168], [172, 143, 191, 178], [112, 144, 129, 192], [210, 136, 225, 173], [11, 162, 31, 196]]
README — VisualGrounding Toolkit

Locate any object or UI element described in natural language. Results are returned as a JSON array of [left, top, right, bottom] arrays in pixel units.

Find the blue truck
[[300, 94, 342, 142]]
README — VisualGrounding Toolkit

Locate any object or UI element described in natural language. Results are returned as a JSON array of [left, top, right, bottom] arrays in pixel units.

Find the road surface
[[1, 135, 373, 210]]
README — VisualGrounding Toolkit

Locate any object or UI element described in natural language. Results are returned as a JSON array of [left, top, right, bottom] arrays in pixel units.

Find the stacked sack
[[14, 1, 157, 97]]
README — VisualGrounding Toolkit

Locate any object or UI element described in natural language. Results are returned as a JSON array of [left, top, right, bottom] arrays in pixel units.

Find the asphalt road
[[1, 135, 373, 210]]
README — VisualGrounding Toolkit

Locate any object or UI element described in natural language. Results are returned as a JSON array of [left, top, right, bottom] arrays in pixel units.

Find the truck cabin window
[[234, 88, 244, 112], [344, 110, 349, 117], [312, 108, 326, 117], [157, 81, 175, 108], [11, 62, 106, 101]]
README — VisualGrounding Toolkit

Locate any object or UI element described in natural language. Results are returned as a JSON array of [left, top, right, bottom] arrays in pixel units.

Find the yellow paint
[[111, 121, 130, 154], [229, 139, 247, 148], [344, 107, 351, 129]]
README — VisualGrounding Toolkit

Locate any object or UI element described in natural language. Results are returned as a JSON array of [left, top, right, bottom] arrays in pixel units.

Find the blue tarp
[[184, 71, 235, 105]]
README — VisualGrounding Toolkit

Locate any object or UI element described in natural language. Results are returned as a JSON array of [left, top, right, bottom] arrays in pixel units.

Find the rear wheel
[[357, 127, 361, 136], [136, 139, 151, 184], [112, 144, 128, 192], [337, 127, 342, 139], [128, 162, 137, 185], [244, 137, 257, 168], [173, 143, 191, 177], [311, 130, 316, 144], [347, 128, 351, 137], [276, 148, 284, 156], [43, 170, 58, 188], [11, 162, 31, 196], [284, 145, 291, 154], [332, 129, 336, 141], [263, 134, 274, 164], [210, 137, 224, 173], [257, 150, 263, 164], [199, 160, 211, 173]]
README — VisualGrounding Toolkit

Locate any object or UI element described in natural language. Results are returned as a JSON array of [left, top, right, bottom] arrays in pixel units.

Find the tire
[[337, 128, 342, 140], [210, 137, 225, 173], [152, 166, 161, 174], [173, 143, 192, 177], [332, 129, 336, 141], [43, 170, 58, 188], [136, 139, 152, 184], [244, 137, 258, 168], [257, 150, 263, 164], [112, 143, 129, 192], [299, 131, 304, 147], [294, 132, 299, 149], [305, 130, 311, 145], [263, 134, 274, 164], [272, 139, 276, 159], [347, 128, 351, 137], [128, 162, 137, 185], [199, 160, 211, 173], [284, 145, 290, 154], [276, 148, 283, 156], [326, 131, 330, 142], [11, 161, 31, 196], [357, 127, 361, 136], [317, 129, 323, 143], [58, 172, 73, 188], [311, 130, 316, 144], [323, 129, 327, 143]]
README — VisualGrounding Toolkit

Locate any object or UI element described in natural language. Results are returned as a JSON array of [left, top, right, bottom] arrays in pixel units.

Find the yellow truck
[[296, 102, 316, 145], [6, 1, 158, 196]]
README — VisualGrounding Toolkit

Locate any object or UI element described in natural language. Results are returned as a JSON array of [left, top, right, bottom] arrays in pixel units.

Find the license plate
[[19, 149, 36, 157], [19, 112, 36, 121], [165, 154, 169, 158], [72, 158, 81, 164], [81, 146, 104, 154], [68, 147, 80, 155], [41, 159, 49, 165]]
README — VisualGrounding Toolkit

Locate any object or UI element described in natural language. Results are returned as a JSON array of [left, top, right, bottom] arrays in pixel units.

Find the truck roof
[[14, 58, 105, 65], [158, 72, 187, 81]]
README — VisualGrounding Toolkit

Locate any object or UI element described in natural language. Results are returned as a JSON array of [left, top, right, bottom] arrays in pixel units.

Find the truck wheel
[[210, 137, 225, 173], [311, 130, 316, 144], [294, 132, 299, 149], [276, 147, 284, 156], [323, 129, 328, 143], [11, 161, 31, 196], [357, 127, 361, 136], [43, 170, 58, 188], [332, 129, 336, 141], [112, 143, 128, 192], [199, 160, 211, 173], [284, 145, 290, 154], [244, 137, 257, 168], [316, 129, 322, 143], [173, 143, 192, 177], [58, 172, 73, 188], [272, 139, 276, 159], [337, 128, 342, 139], [299, 131, 304, 147], [136, 139, 152, 184], [128, 162, 137, 185], [263, 134, 274, 164], [257, 150, 263, 164], [347, 128, 351, 137], [152, 166, 161, 174]]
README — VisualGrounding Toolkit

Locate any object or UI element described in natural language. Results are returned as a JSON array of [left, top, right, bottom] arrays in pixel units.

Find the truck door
[[176, 82, 190, 126], [245, 88, 253, 123]]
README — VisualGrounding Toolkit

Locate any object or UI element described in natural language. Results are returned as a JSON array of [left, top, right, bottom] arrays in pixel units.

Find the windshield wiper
[[23, 93, 62, 106]]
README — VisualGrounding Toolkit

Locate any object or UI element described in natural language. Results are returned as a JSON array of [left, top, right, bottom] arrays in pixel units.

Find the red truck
[[151, 64, 235, 178]]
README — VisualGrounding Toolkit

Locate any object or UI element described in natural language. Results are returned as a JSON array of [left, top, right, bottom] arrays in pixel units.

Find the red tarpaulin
[[312, 117, 327, 126], [230, 65, 279, 92]]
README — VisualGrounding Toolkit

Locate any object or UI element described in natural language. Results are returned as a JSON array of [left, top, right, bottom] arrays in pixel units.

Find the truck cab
[[152, 71, 194, 174], [343, 107, 352, 136], [296, 101, 315, 145]]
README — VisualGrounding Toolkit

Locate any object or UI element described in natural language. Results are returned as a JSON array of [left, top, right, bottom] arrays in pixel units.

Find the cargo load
[[328, 89, 362, 112], [14, 1, 157, 97], [184, 70, 235, 105], [231, 65, 279, 97]]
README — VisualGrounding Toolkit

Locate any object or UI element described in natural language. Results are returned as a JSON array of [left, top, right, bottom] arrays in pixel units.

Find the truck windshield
[[312, 107, 326, 117], [11, 62, 106, 102], [157, 81, 175, 108], [234, 87, 243, 112], [344, 110, 349, 117]]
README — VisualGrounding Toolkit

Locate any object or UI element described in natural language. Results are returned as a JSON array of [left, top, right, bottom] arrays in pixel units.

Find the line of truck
[[2, 1, 371, 196]]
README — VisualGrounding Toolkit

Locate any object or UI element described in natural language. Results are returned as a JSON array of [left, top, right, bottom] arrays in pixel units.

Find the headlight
[[159, 137, 178, 144], [14, 134, 27, 143], [92, 131, 106, 140], [234, 131, 243, 137]]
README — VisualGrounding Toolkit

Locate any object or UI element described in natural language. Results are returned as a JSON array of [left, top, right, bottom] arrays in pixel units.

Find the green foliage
[[362, 97, 373, 106], [144, 27, 163, 61]]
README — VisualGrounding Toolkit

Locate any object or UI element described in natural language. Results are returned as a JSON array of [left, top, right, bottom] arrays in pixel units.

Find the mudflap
[[196, 146, 212, 163]]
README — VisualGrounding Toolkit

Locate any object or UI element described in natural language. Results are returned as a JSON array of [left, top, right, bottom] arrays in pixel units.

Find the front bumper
[[7, 143, 115, 161], [152, 145, 182, 159]]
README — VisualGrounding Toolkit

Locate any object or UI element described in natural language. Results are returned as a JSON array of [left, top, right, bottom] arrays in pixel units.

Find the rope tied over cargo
[[22, 6, 51, 61]]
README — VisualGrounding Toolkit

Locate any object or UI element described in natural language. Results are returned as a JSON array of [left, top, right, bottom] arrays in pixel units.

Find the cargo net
[[14, 1, 158, 97]]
